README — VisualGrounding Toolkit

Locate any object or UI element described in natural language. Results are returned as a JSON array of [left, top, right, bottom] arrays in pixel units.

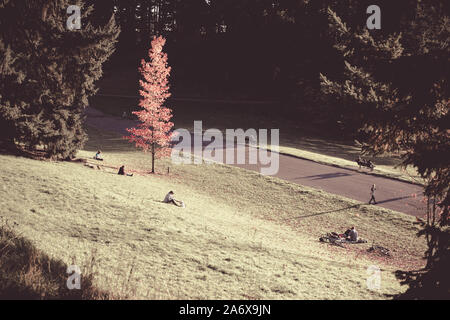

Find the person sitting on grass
[[343, 227, 352, 238], [163, 191, 185, 207], [118, 165, 133, 177], [345, 227, 358, 242], [94, 150, 104, 161]]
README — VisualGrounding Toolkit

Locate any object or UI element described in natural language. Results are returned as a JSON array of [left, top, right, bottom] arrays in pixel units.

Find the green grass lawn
[[0, 126, 426, 299]]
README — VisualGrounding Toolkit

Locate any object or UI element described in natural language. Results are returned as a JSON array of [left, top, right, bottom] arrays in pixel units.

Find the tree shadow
[[0, 143, 48, 160], [391, 226, 449, 300], [0, 223, 110, 300], [298, 172, 353, 180], [376, 196, 412, 205], [286, 204, 361, 220]]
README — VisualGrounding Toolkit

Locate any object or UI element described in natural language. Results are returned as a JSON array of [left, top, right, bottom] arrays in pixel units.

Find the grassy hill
[[0, 126, 426, 299]]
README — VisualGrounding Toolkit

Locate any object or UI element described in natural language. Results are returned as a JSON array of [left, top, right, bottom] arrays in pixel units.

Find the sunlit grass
[[0, 126, 426, 299]]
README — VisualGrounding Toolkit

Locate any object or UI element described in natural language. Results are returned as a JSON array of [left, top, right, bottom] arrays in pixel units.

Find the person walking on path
[[369, 184, 377, 205]]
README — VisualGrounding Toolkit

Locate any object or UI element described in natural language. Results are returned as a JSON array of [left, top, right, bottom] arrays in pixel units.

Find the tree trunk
[[151, 142, 155, 173]]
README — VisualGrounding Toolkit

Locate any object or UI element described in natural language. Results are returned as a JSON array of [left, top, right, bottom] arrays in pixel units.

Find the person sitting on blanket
[[94, 150, 104, 161], [343, 228, 351, 238], [163, 191, 184, 207], [344, 227, 358, 242]]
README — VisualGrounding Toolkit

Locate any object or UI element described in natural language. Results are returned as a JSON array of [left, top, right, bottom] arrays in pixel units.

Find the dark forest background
[[87, 0, 450, 135], [89, 1, 411, 102]]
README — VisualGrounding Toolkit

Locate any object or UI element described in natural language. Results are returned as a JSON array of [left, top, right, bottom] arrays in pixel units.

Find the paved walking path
[[85, 107, 425, 217]]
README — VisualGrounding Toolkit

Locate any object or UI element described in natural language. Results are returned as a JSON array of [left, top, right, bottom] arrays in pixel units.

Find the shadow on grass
[[0, 222, 110, 300], [391, 226, 449, 300], [0, 142, 50, 160], [376, 196, 412, 205], [0, 145, 22, 158], [288, 197, 413, 221], [299, 172, 353, 180], [287, 205, 361, 220]]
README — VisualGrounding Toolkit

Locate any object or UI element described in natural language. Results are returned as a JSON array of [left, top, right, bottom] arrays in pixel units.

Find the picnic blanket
[[319, 232, 368, 247], [319, 233, 391, 257]]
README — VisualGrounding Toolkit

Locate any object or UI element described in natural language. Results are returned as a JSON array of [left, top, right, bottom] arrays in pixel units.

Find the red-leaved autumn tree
[[126, 36, 174, 173]]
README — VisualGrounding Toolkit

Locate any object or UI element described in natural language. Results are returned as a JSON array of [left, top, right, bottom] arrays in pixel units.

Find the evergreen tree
[[320, 1, 449, 211], [0, 0, 120, 159], [320, 1, 449, 298]]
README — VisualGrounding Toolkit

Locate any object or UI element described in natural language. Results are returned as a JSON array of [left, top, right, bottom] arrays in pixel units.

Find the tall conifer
[[0, 0, 120, 159]]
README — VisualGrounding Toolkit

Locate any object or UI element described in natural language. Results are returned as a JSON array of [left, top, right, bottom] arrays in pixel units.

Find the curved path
[[85, 107, 425, 217]]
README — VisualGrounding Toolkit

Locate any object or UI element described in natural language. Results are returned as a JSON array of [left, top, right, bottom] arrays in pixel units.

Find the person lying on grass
[[118, 165, 133, 177], [94, 150, 104, 161], [163, 191, 185, 207]]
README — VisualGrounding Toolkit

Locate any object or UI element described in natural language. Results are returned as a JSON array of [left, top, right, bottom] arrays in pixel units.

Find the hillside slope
[[0, 128, 426, 299]]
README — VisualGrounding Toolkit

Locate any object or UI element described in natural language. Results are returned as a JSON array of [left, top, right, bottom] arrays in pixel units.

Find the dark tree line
[[0, 0, 119, 159], [91, 1, 446, 121]]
